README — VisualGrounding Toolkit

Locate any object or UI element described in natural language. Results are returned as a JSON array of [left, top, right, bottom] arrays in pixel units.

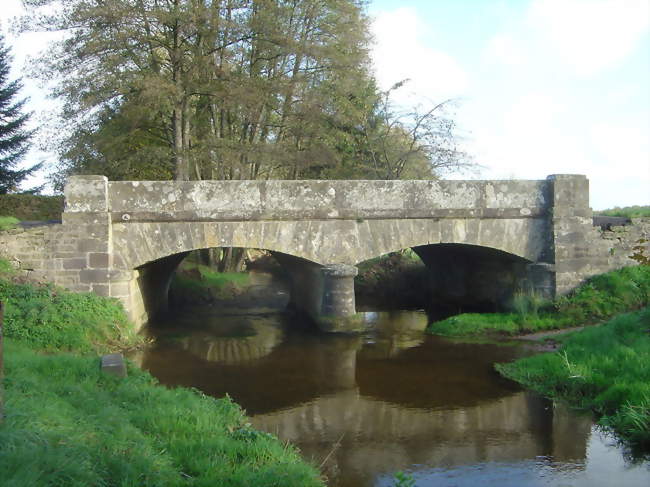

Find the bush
[[0, 278, 139, 353], [596, 205, 650, 219], [0, 194, 63, 220]]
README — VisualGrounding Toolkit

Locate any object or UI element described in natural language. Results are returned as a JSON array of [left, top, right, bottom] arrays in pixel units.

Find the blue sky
[[2, 0, 649, 209], [369, 0, 649, 209]]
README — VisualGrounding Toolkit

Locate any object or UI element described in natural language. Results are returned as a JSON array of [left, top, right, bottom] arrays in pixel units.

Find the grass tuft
[[496, 308, 650, 450], [427, 266, 650, 337], [0, 215, 20, 231], [0, 278, 141, 353]]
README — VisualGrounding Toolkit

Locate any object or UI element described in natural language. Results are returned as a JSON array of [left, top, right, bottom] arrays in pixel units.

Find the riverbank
[[425, 265, 650, 452], [0, 261, 323, 486], [497, 308, 650, 452], [427, 265, 650, 337]]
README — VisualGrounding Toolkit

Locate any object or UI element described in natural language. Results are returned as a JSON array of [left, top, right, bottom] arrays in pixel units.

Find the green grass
[[0, 215, 20, 231], [427, 265, 650, 337], [0, 258, 323, 486], [496, 308, 650, 450], [596, 205, 650, 219], [172, 262, 251, 301], [0, 340, 323, 487], [0, 278, 141, 353]]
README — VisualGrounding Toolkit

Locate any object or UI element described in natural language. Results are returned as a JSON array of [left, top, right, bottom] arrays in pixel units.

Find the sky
[[1, 0, 649, 210]]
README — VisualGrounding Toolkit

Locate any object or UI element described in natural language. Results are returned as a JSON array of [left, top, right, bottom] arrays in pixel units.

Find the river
[[132, 280, 649, 486]]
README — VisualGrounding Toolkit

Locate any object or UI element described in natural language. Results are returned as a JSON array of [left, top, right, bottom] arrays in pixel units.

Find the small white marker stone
[[101, 353, 127, 378]]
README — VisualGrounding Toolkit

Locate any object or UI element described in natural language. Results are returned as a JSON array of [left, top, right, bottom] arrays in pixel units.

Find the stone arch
[[111, 221, 325, 271], [347, 217, 546, 266], [109, 219, 332, 329]]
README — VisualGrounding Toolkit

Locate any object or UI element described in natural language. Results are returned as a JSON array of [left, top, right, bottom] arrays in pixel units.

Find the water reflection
[[139, 307, 649, 487]]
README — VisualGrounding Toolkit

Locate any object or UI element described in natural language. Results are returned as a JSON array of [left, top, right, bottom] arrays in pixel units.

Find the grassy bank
[[595, 205, 650, 219], [427, 266, 650, 337], [496, 308, 650, 450], [0, 216, 20, 231], [172, 261, 251, 302], [0, 262, 323, 486]]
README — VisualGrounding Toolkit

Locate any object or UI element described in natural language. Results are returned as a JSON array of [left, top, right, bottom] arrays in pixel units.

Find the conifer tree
[[0, 33, 36, 193]]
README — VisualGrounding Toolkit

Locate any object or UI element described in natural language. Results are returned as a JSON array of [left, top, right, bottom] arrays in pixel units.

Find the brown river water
[[131, 278, 649, 486]]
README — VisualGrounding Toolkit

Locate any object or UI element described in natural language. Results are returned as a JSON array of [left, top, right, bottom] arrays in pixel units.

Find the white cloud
[[371, 7, 468, 104], [483, 34, 525, 66], [527, 0, 650, 76]]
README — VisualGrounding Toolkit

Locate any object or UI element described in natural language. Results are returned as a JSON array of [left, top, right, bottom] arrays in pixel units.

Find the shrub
[[0, 278, 139, 353]]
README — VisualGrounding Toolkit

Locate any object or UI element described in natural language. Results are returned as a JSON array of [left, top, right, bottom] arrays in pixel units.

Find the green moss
[[0, 340, 324, 487], [427, 266, 650, 337], [496, 308, 650, 450]]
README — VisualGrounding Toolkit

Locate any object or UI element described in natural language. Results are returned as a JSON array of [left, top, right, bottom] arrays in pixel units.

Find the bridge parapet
[[2, 174, 646, 332]]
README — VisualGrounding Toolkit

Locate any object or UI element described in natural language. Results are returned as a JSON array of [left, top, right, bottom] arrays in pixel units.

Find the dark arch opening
[[354, 243, 533, 318], [413, 243, 532, 315], [134, 247, 323, 326]]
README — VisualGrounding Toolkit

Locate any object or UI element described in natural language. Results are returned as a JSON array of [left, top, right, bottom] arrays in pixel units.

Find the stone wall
[[594, 218, 650, 270], [2, 174, 646, 332]]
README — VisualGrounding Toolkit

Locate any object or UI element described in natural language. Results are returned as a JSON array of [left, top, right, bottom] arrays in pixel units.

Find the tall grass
[[0, 279, 140, 352], [0, 340, 323, 487], [496, 308, 650, 450], [428, 265, 650, 337], [0, 258, 324, 485]]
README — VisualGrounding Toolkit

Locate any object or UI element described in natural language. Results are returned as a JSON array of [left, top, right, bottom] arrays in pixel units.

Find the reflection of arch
[[179, 318, 285, 364]]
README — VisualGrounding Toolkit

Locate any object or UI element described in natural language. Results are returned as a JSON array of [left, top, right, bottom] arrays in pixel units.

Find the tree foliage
[[0, 33, 37, 193], [22, 0, 471, 184]]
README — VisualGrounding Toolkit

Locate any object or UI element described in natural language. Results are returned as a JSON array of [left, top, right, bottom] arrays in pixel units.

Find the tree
[[23, 0, 376, 184], [0, 33, 37, 193]]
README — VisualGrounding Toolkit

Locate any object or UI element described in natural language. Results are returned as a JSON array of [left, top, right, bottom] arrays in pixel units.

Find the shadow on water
[[134, 301, 650, 487]]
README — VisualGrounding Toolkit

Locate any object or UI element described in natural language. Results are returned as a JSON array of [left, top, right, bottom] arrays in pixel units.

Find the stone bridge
[[1, 174, 646, 332]]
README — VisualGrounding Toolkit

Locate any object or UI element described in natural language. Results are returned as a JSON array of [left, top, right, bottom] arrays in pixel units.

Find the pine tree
[[0, 33, 36, 193]]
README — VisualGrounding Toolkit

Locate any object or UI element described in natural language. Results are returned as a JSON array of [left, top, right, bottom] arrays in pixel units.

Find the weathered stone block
[[91, 284, 110, 297], [62, 258, 88, 270], [89, 253, 110, 269], [110, 281, 131, 297], [78, 239, 108, 253], [65, 175, 108, 213], [100, 353, 127, 378], [79, 269, 111, 284]]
